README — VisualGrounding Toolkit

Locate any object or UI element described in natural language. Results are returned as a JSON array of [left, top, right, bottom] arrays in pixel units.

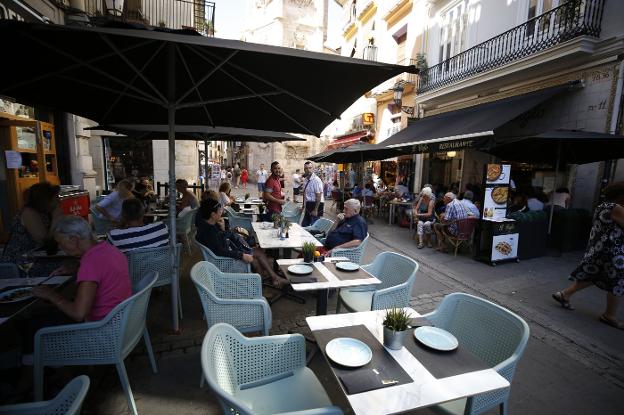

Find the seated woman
[[21, 216, 132, 355], [218, 182, 235, 207], [196, 199, 287, 287], [413, 187, 435, 249], [1, 182, 64, 277]]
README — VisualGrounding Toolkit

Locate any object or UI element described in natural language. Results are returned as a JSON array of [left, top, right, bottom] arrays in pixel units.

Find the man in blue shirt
[[324, 199, 368, 253]]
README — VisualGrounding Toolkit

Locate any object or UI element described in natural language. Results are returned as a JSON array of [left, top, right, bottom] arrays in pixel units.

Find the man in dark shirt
[[324, 198, 368, 254], [263, 161, 286, 217], [196, 199, 287, 287]]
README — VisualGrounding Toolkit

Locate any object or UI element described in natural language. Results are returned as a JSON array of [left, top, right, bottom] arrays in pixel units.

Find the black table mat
[[279, 264, 327, 283], [326, 262, 375, 281], [313, 324, 413, 395], [403, 328, 490, 379]]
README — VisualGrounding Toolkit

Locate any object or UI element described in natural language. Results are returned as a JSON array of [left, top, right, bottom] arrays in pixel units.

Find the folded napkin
[[289, 276, 317, 284], [339, 367, 397, 394], [409, 317, 433, 328]]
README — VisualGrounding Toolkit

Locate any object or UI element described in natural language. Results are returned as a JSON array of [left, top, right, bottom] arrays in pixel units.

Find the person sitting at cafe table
[[108, 199, 169, 253], [175, 179, 199, 214], [395, 181, 410, 199], [218, 181, 235, 207], [196, 198, 288, 288], [459, 190, 480, 217], [96, 179, 134, 223], [18, 216, 132, 361], [1, 182, 64, 277], [323, 198, 368, 255], [434, 192, 472, 253], [413, 186, 436, 249]]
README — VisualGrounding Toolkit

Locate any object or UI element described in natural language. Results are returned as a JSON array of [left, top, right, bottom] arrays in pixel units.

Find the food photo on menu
[[483, 187, 508, 220], [485, 164, 511, 185], [491, 234, 519, 262]]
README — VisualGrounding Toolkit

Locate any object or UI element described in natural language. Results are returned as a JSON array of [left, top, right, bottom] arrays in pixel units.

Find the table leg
[[316, 288, 328, 316]]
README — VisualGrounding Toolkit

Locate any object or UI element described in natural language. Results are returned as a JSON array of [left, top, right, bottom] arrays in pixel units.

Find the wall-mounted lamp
[[392, 81, 415, 116], [446, 151, 457, 158]]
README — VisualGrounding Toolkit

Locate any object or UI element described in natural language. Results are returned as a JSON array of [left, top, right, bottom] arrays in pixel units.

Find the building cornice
[[357, 1, 377, 25], [383, 0, 412, 28], [343, 20, 357, 40]]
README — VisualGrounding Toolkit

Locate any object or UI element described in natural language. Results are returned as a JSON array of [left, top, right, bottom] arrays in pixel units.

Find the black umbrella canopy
[[89, 124, 305, 142], [0, 21, 416, 136], [309, 142, 406, 163], [487, 130, 624, 165]]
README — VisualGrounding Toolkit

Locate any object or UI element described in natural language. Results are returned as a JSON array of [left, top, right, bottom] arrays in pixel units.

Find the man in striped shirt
[[108, 199, 169, 253]]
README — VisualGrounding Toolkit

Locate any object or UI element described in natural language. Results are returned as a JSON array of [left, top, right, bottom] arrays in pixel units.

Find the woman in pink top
[[33, 216, 131, 322]]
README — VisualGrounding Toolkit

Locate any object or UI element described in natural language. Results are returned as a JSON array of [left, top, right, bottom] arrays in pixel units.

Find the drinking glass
[[18, 254, 35, 285]]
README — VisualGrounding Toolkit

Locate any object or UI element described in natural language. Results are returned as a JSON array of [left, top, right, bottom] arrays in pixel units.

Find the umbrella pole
[[548, 141, 561, 235], [168, 45, 180, 334], [204, 139, 209, 191]]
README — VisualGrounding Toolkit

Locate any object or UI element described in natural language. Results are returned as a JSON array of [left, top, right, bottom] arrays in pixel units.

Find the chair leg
[[199, 373, 205, 388], [499, 401, 508, 415], [116, 361, 138, 415], [185, 234, 192, 255], [178, 287, 184, 320], [34, 361, 44, 401], [336, 292, 342, 314], [454, 241, 459, 256], [143, 329, 158, 374]]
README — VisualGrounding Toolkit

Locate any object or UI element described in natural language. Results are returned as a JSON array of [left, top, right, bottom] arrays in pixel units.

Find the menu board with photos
[[482, 164, 511, 220]]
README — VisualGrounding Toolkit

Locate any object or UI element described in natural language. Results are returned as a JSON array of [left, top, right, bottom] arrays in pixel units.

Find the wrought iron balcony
[[80, 0, 215, 36], [362, 45, 378, 61], [417, 0, 604, 93]]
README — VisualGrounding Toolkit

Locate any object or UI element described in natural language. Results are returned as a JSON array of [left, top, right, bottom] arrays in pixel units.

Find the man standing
[[263, 161, 286, 218], [292, 169, 302, 202], [349, 166, 357, 188], [301, 161, 324, 227], [256, 163, 268, 198]]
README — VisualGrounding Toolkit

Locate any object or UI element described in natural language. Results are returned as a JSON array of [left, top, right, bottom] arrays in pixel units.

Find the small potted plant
[[272, 213, 281, 228], [382, 308, 410, 350], [244, 193, 251, 208], [302, 241, 316, 263], [279, 218, 291, 239]]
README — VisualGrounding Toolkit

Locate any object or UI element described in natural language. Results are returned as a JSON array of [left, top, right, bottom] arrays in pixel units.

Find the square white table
[[277, 258, 381, 315], [251, 222, 323, 249], [307, 309, 510, 415]]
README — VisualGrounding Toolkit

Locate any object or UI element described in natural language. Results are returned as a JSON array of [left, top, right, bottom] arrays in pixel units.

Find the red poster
[[60, 194, 90, 219]]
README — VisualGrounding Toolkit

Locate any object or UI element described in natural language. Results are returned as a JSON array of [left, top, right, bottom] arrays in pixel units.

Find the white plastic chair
[[89, 207, 114, 235], [191, 261, 271, 335], [336, 251, 419, 313], [0, 375, 90, 415], [330, 232, 369, 264], [176, 207, 198, 254], [196, 239, 251, 273], [426, 293, 530, 415], [224, 206, 253, 234], [34, 272, 159, 415], [126, 244, 183, 320], [202, 323, 343, 415]]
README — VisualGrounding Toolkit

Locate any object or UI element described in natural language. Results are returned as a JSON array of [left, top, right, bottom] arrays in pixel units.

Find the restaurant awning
[[381, 83, 576, 153], [325, 131, 371, 150]]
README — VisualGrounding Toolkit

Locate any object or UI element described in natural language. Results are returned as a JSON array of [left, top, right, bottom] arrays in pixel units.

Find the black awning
[[381, 84, 574, 153]]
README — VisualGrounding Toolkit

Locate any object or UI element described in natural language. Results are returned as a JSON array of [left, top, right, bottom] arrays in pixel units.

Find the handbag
[[225, 231, 253, 255]]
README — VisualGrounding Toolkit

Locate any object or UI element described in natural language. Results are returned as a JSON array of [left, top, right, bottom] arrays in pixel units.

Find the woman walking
[[241, 167, 249, 189], [552, 182, 624, 329]]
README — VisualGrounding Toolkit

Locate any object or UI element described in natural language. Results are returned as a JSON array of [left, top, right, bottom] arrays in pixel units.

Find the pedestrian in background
[[301, 161, 324, 227], [553, 181, 624, 330], [241, 167, 249, 189], [233, 164, 241, 188], [292, 169, 302, 202], [256, 163, 268, 198]]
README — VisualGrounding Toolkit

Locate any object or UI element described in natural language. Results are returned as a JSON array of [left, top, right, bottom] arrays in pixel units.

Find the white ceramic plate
[[288, 264, 314, 275], [0, 287, 34, 304], [414, 326, 458, 351], [326, 338, 373, 368], [336, 261, 360, 271]]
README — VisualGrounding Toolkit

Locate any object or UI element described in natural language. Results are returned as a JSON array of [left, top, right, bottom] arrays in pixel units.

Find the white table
[[307, 309, 510, 415], [235, 198, 265, 206], [277, 257, 381, 315], [251, 222, 323, 249]]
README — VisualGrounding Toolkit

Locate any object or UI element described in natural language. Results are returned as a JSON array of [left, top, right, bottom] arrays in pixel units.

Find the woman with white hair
[[413, 187, 436, 249], [32, 216, 131, 322]]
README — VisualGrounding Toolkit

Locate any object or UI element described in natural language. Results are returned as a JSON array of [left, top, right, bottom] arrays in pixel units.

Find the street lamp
[[392, 81, 415, 116]]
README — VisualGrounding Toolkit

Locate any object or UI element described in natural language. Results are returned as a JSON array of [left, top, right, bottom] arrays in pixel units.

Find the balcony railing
[[362, 45, 378, 61], [417, 0, 604, 93], [81, 0, 215, 36]]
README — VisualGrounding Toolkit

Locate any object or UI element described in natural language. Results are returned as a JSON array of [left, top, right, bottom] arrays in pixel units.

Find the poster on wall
[[485, 164, 511, 185], [482, 164, 511, 220]]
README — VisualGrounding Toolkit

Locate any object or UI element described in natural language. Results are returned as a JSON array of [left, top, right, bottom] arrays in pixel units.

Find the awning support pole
[[548, 141, 561, 235]]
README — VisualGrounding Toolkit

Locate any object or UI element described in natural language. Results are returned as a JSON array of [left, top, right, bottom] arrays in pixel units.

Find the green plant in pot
[[383, 308, 410, 350], [302, 241, 316, 263], [272, 213, 281, 228], [244, 193, 250, 200]]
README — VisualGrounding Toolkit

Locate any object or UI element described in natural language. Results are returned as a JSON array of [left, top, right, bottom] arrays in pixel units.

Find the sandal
[[552, 291, 574, 310], [599, 314, 624, 330], [417, 244, 424, 249]]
